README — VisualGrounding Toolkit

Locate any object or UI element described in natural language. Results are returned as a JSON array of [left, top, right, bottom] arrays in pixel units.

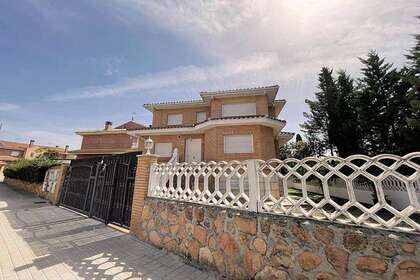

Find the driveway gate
[[59, 152, 140, 228]]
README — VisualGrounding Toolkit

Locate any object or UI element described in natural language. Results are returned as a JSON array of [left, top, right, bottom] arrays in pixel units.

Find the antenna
[[131, 112, 136, 121]]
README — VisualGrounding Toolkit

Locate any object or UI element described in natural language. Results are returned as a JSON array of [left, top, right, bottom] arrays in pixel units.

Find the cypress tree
[[335, 70, 362, 156], [301, 67, 338, 156], [356, 51, 399, 155]]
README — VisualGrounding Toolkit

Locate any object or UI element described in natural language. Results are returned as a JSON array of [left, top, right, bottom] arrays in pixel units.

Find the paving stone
[[0, 183, 216, 280]]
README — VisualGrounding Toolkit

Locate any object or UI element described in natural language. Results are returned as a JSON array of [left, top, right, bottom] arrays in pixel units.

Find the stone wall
[[3, 164, 68, 204], [136, 197, 420, 280], [4, 177, 49, 199]]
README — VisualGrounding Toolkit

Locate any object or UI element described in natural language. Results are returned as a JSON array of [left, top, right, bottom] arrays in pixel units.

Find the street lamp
[[145, 137, 154, 155]]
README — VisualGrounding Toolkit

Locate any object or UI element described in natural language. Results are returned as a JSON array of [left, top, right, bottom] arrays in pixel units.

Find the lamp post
[[145, 137, 154, 155]]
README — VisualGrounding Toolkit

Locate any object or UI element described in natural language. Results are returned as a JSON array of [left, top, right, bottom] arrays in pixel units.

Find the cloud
[[110, 1, 418, 66], [0, 103, 19, 112], [47, 52, 279, 101]]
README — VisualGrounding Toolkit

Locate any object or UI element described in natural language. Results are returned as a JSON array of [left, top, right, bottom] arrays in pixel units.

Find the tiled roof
[[0, 140, 65, 152], [144, 99, 204, 107], [278, 131, 295, 136], [200, 85, 279, 95], [0, 140, 28, 151], [0, 155, 19, 162], [70, 148, 136, 155], [115, 121, 146, 130], [135, 115, 286, 131], [143, 85, 281, 110]]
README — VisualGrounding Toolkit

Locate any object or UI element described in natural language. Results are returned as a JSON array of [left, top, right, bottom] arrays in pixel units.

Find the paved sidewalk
[[0, 183, 217, 280]]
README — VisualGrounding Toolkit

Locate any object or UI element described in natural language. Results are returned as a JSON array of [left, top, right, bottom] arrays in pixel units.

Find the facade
[[72, 120, 146, 159], [130, 85, 294, 162], [0, 139, 70, 181]]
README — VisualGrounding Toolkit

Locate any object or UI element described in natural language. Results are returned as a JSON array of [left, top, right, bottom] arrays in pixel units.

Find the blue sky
[[0, 0, 418, 148]]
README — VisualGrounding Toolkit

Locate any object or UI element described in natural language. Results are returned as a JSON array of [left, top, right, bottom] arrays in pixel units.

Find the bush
[[4, 153, 59, 183]]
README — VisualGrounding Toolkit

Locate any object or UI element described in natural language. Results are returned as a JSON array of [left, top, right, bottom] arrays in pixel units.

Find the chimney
[[29, 139, 35, 147], [64, 145, 69, 153], [104, 121, 113, 130]]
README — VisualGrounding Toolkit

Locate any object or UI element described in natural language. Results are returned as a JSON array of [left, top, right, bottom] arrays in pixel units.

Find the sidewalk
[[0, 183, 217, 280]]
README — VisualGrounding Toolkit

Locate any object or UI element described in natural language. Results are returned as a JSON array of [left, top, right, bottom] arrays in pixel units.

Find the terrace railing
[[147, 152, 420, 233]]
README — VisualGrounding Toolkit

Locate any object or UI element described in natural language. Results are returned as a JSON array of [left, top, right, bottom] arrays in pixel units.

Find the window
[[10, 151, 20, 157], [224, 135, 253, 153], [167, 114, 183, 125], [131, 136, 139, 149], [154, 143, 173, 157], [222, 102, 256, 117], [196, 112, 207, 123]]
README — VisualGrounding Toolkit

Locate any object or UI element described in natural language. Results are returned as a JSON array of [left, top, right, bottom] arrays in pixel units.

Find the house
[[129, 85, 294, 162], [71, 120, 146, 159], [0, 139, 70, 181]]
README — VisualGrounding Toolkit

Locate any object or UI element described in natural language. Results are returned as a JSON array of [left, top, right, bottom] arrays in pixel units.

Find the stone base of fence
[[136, 196, 420, 280]]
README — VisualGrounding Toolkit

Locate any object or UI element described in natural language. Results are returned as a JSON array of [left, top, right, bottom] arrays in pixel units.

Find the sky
[[0, 0, 419, 149]]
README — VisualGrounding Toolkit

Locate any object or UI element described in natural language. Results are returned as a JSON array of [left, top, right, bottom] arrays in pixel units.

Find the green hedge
[[4, 158, 58, 183]]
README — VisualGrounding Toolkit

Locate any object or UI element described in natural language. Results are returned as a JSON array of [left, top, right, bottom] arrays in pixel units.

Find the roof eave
[[200, 85, 279, 102], [143, 100, 208, 112], [128, 117, 286, 136], [75, 129, 128, 136]]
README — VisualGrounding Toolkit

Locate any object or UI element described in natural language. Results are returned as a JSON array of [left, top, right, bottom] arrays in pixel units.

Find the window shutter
[[154, 143, 173, 157], [224, 135, 253, 153], [167, 114, 183, 125], [196, 112, 207, 123], [222, 103, 257, 117]]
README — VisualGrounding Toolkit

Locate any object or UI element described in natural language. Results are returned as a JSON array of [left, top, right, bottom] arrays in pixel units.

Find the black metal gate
[[59, 152, 140, 228]]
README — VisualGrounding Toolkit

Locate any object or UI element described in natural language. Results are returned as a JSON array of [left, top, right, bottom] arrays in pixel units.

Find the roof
[[0, 155, 19, 162], [143, 85, 280, 111], [277, 131, 295, 140], [128, 115, 287, 136], [76, 129, 128, 136], [0, 140, 28, 151], [76, 120, 147, 135], [70, 148, 136, 155], [200, 85, 279, 103], [115, 120, 146, 130], [0, 140, 65, 153], [143, 99, 208, 112]]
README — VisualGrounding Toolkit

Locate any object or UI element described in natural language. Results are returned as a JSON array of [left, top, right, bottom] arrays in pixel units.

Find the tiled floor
[[0, 183, 217, 280]]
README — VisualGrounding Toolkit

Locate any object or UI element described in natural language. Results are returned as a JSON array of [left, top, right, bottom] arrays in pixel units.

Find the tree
[[334, 70, 363, 156], [278, 140, 313, 160], [356, 51, 400, 155], [403, 21, 420, 153], [301, 67, 338, 156]]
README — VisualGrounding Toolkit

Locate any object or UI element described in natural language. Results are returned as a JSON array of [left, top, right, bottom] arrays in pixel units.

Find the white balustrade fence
[[148, 152, 420, 233]]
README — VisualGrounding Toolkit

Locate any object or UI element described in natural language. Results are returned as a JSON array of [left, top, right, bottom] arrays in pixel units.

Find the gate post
[[52, 163, 69, 205], [130, 154, 158, 236]]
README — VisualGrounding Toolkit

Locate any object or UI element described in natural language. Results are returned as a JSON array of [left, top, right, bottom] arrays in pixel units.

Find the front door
[[185, 138, 202, 162]]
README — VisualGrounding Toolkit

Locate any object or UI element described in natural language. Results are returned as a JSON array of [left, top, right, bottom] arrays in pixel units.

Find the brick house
[[129, 85, 294, 162], [71, 120, 146, 159], [0, 140, 70, 181]]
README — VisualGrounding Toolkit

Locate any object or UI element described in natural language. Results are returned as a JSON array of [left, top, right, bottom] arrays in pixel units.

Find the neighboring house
[[0, 140, 70, 181], [129, 85, 294, 162], [71, 120, 146, 159]]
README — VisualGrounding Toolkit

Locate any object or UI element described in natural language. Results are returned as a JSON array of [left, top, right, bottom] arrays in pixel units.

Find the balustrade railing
[[148, 152, 420, 233]]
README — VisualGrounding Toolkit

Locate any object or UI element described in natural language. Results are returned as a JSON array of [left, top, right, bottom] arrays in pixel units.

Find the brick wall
[[81, 134, 134, 150], [0, 149, 23, 157], [149, 134, 204, 162], [152, 107, 210, 127], [130, 155, 158, 236], [203, 125, 276, 161], [210, 95, 269, 118], [135, 197, 420, 280]]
